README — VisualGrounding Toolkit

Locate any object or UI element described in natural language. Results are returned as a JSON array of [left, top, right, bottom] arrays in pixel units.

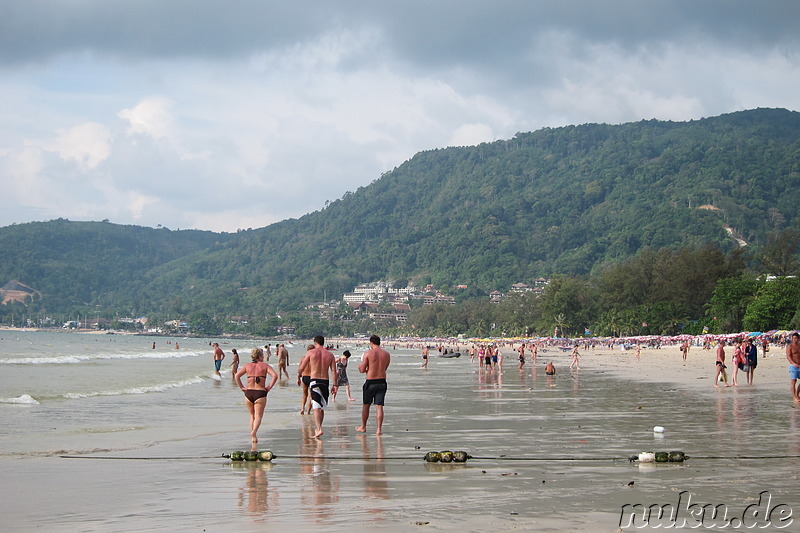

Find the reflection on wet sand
[[359, 434, 389, 502], [234, 460, 276, 517], [298, 421, 340, 522]]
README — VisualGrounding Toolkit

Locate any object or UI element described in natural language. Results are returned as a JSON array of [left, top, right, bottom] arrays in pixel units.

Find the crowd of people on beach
[[213, 329, 800, 443]]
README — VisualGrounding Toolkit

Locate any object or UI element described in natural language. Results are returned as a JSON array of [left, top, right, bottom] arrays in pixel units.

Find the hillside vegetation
[[1, 108, 799, 331]]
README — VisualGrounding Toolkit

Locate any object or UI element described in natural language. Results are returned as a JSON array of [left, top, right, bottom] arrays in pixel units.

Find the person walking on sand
[[635, 345, 641, 362], [786, 332, 800, 403], [680, 340, 689, 364], [333, 350, 355, 401], [569, 346, 581, 369], [307, 336, 337, 438], [356, 334, 391, 435], [234, 348, 278, 443], [421, 345, 429, 369], [212, 342, 225, 377], [229, 348, 240, 379], [714, 339, 730, 387], [277, 344, 289, 380], [296, 345, 314, 414]]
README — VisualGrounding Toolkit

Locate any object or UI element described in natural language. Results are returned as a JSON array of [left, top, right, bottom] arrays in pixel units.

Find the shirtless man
[[421, 345, 429, 369], [306, 336, 337, 438], [517, 343, 525, 370], [212, 342, 225, 377], [786, 332, 800, 403], [545, 361, 556, 375], [296, 345, 314, 414], [356, 334, 391, 435], [714, 339, 730, 387], [277, 343, 289, 380]]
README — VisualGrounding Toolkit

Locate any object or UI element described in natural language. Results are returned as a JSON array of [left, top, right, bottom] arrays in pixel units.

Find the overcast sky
[[1, 1, 798, 233]]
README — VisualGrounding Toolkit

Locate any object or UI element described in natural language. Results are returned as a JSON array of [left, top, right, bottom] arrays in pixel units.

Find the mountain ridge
[[1, 107, 798, 317]]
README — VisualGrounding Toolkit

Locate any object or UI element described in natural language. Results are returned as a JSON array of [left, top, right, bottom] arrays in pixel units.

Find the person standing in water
[[277, 344, 290, 380], [229, 348, 240, 379], [212, 342, 225, 377], [234, 348, 278, 443], [356, 335, 391, 435]]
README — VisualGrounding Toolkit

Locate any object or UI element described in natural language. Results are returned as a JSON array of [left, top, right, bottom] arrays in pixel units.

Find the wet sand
[[2, 344, 799, 532]]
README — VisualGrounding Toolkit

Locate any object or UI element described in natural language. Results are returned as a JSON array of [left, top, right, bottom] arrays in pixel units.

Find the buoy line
[[58, 453, 800, 462]]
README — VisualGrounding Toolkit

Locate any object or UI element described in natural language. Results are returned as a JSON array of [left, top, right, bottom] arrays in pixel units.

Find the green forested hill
[[2, 108, 799, 318], [0, 219, 231, 313]]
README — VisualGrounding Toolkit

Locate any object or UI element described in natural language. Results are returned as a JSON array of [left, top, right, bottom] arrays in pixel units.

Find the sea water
[[1, 332, 798, 532], [0, 331, 278, 455]]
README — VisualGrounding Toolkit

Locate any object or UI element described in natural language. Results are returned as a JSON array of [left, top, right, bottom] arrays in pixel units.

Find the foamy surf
[[0, 394, 40, 405], [0, 351, 205, 365], [63, 376, 206, 399]]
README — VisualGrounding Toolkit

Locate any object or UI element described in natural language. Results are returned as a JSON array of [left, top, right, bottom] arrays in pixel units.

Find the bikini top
[[248, 362, 268, 384]]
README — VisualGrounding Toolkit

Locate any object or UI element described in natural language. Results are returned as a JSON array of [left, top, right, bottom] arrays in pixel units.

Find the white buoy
[[653, 426, 665, 433], [638, 452, 655, 463]]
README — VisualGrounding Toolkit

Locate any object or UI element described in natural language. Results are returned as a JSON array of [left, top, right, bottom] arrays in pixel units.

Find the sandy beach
[[2, 334, 799, 532]]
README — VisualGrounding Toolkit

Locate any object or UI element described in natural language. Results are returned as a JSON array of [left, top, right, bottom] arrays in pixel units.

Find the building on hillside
[[510, 283, 531, 293], [423, 294, 456, 305], [343, 280, 417, 303], [532, 278, 549, 294], [276, 325, 296, 335], [348, 301, 409, 323], [489, 291, 503, 303]]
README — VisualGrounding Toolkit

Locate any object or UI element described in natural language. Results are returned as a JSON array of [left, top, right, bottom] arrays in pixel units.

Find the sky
[[1, 1, 799, 233]]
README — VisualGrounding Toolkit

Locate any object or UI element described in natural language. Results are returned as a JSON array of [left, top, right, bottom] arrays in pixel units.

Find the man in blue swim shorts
[[356, 335, 391, 435], [212, 342, 225, 377], [787, 332, 800, 404]]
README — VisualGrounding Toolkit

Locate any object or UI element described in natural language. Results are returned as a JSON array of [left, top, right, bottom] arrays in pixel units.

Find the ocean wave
[[0, 394, 40, 405], [63, 376, 206, 399], [0, 351, 205, 365]]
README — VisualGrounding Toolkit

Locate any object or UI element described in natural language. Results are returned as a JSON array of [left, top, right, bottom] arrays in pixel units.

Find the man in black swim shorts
[[363, 378, 387, 405], [356, 335, 391, 435]]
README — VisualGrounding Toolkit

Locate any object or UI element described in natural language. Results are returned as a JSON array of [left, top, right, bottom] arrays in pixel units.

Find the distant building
[[343, 280, 416, 303], [423, 294, 455, 305], [347, 301, 409, 323]]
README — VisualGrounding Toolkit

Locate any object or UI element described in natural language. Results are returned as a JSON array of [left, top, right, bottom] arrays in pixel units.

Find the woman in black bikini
[[234, 348, 278, 443]]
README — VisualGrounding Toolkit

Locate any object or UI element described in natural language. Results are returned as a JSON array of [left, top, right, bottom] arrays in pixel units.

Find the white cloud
[[118, 98, 174, 139], [48, 122, 111, 169]]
